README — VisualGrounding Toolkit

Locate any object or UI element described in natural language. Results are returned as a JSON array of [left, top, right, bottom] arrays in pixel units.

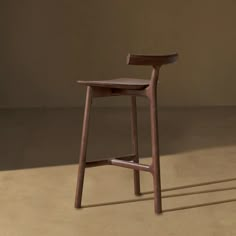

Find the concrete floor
[[0, 107, 236, 235]]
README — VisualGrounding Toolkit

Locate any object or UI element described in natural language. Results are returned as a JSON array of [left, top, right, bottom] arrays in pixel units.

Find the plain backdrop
[[1, 0, 236, 108]]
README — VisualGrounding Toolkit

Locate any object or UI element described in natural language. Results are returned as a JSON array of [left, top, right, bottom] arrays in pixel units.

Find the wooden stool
[[75, 53, 178, 214]]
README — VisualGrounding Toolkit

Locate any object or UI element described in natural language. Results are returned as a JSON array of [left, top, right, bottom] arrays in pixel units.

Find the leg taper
[[75, 86, 93, 208], [149, 90, 162, 214], [131, 96, 141, 195]]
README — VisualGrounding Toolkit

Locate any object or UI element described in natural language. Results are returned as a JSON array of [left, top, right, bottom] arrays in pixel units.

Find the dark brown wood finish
[[74, 86, 93, 208], [109, 159, 151, 172], [147, 66, 162, 214], [127, 53, 178, 66], [85, 154, 135, 168], [77, 78, 149, 90], [131, 96, 141, 195], [75, 53, 178, 214]]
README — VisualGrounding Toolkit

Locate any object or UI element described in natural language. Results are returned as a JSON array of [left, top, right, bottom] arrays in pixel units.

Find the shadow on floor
[[1, 107, 236, 170], [81, 177, 236, 212]]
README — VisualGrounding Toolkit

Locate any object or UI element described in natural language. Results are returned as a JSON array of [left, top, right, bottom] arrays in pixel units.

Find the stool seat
[[77, 78, 150, 90]]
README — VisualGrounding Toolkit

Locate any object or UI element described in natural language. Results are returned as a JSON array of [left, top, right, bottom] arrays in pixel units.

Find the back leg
[[131, 96, 141, 196]]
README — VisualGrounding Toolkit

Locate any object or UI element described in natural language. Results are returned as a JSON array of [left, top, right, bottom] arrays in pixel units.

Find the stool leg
[[75, 86, 93, 208], [149, 91, 162, 214], [131, 96, 141, 196]]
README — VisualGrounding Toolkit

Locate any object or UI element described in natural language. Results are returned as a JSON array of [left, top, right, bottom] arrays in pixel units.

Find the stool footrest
[[110, 159, 151, 172], [85, 154, 135, 168]]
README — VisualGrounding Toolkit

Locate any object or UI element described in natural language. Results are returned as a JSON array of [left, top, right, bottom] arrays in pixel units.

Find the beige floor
[[0, 108, 236, 235]]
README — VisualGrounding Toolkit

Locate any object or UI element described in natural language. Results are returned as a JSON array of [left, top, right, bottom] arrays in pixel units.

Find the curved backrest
[[127, 53, 178, 66]]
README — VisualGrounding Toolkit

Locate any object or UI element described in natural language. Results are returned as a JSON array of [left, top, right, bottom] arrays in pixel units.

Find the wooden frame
[[75, 53, 178, 214]]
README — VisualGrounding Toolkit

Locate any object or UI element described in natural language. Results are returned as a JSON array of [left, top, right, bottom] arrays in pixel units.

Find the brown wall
[[1, 1, 236, 108]]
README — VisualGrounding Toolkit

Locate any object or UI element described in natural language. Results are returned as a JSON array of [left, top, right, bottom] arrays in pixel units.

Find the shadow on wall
[[1, 107, 236, 171]]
